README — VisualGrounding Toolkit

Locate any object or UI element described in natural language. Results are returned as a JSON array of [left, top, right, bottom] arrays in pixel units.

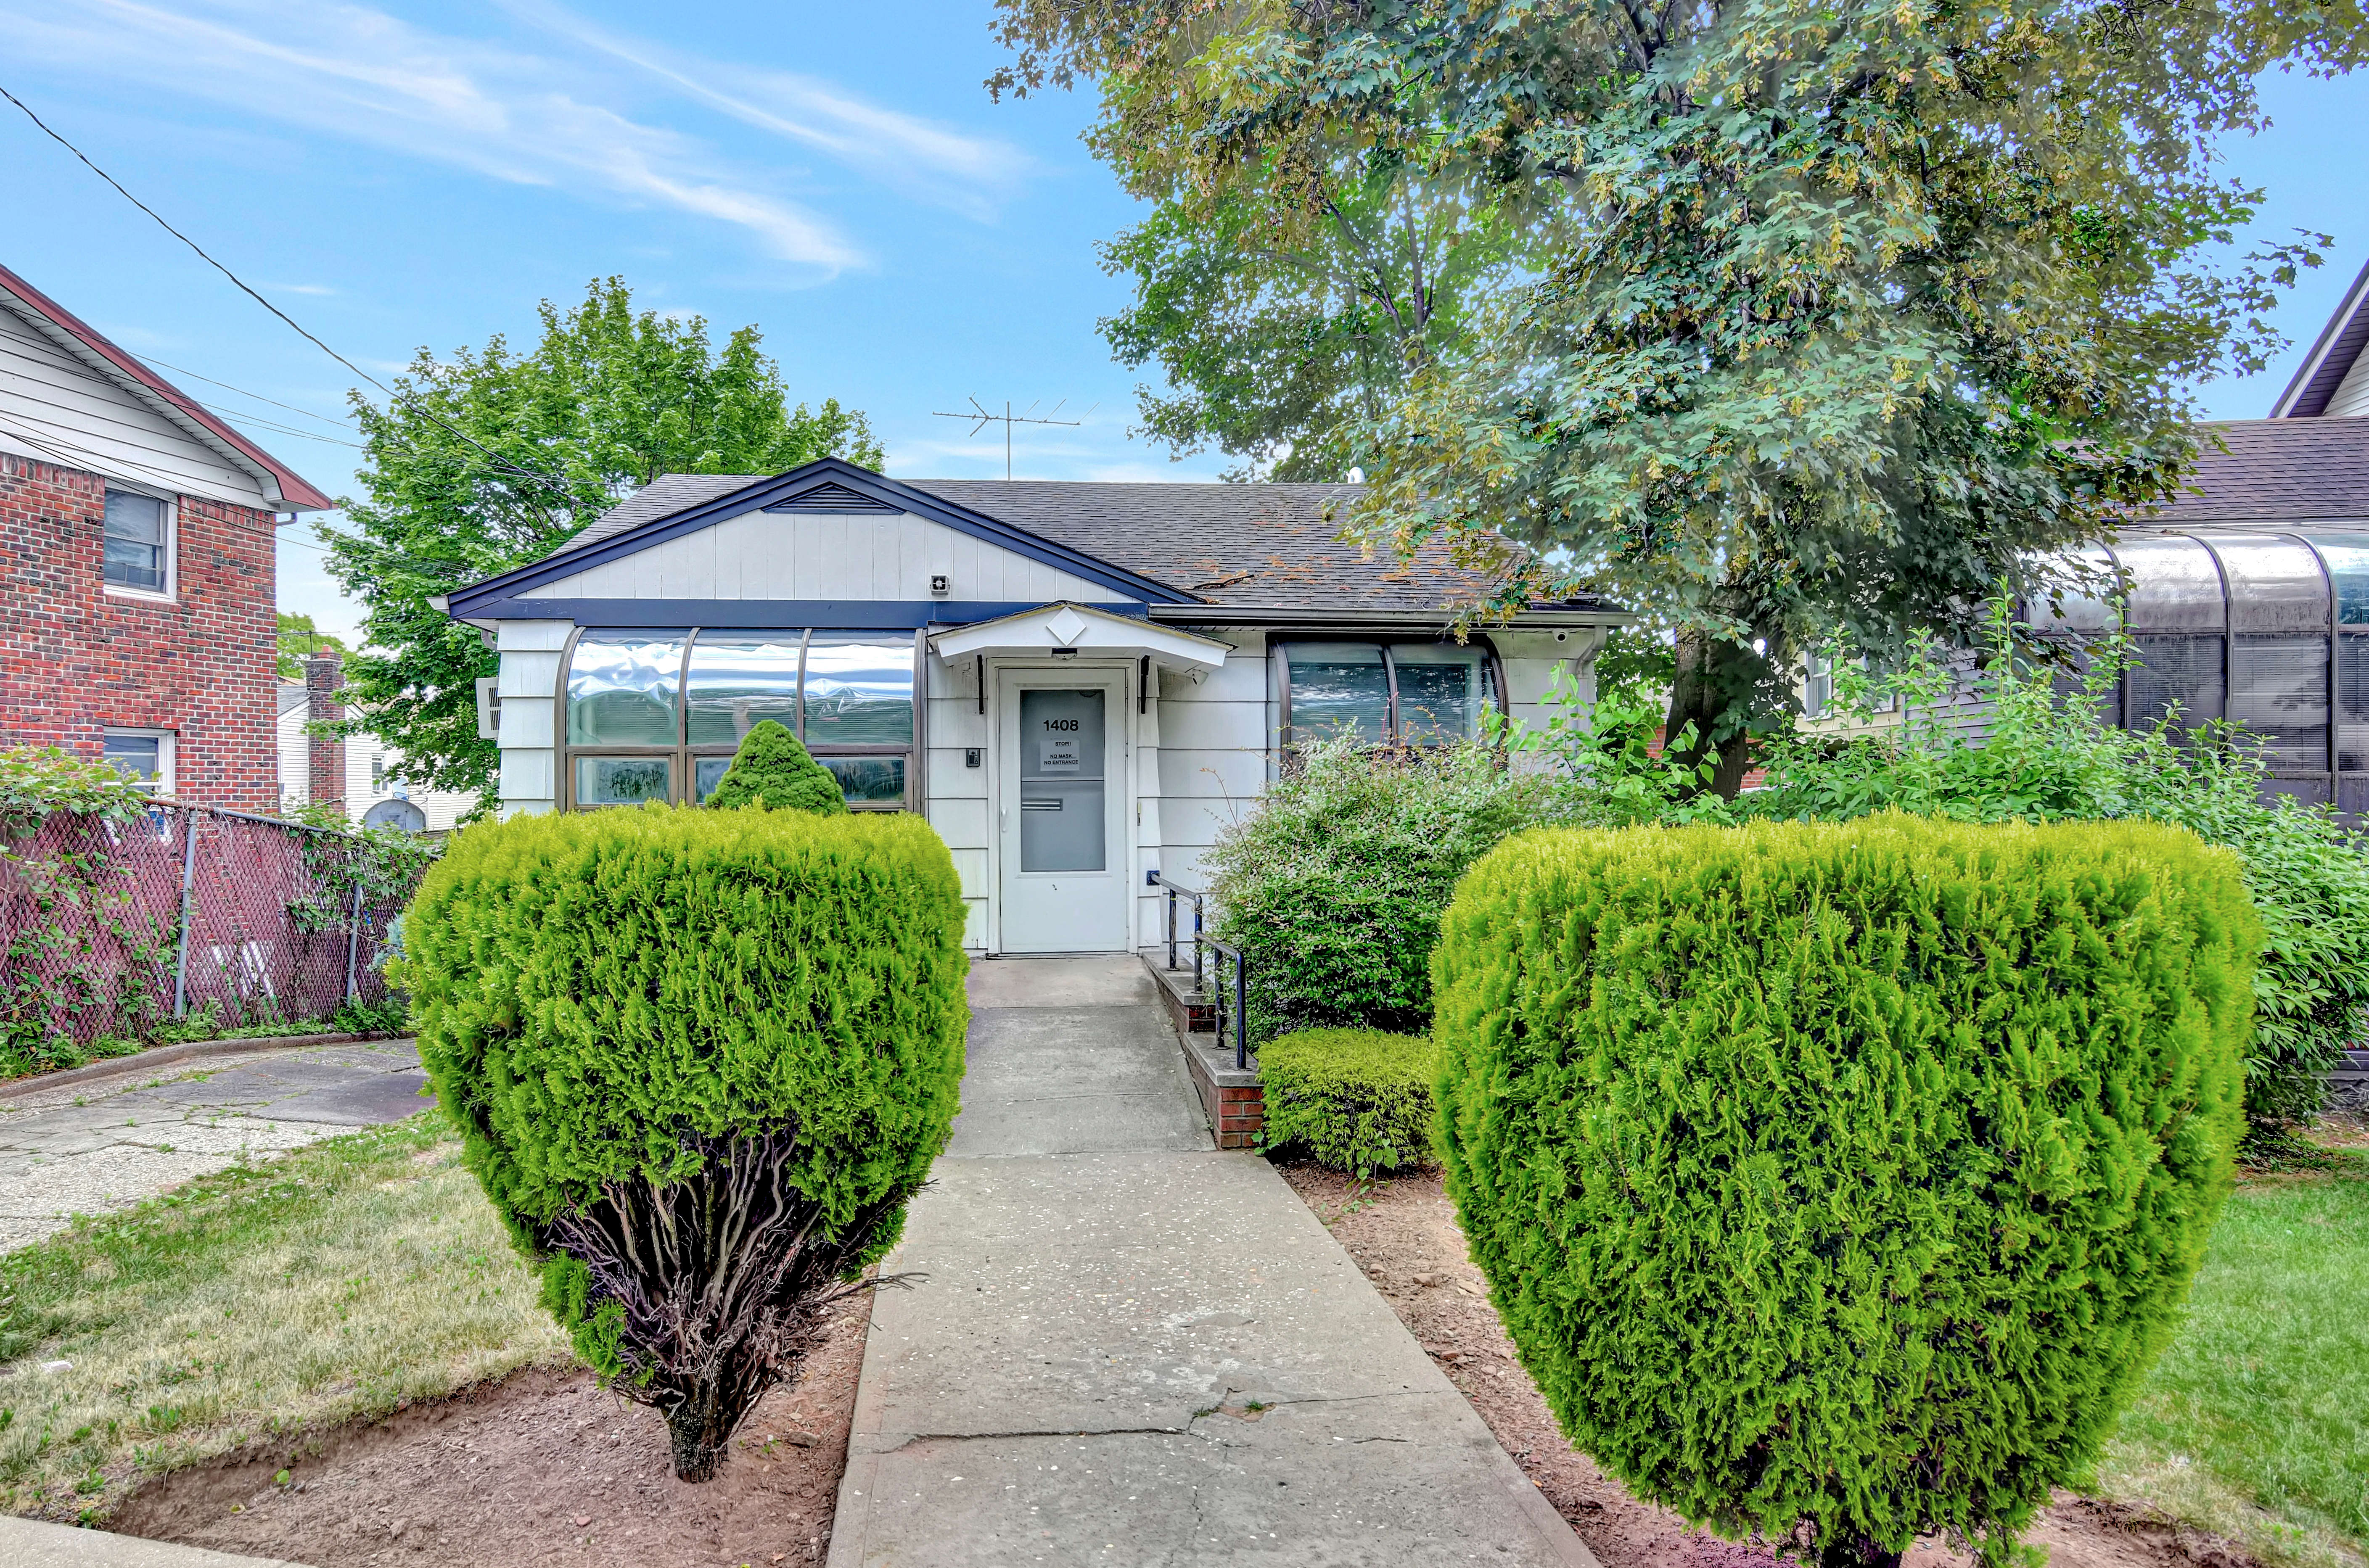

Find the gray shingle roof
[[548, 474, 1583, 613], [2143, 419, 2369, 526]]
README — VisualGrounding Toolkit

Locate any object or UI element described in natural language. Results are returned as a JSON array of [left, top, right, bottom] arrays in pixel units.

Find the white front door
[[998, 668, 1130, 953]]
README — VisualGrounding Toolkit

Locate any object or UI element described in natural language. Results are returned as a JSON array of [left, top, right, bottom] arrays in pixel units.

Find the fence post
[[171, 808, 198, 1019], [344, 879, 365, 1003]]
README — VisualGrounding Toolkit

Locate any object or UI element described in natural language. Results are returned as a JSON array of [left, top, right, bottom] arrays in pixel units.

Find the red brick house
[[0, 262, 332, 809]]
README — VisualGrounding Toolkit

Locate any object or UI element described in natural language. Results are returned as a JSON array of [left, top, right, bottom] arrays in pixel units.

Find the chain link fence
[[1, 803, 433, 1054]]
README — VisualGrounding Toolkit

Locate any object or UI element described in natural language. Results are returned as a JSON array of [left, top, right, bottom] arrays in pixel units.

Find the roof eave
[[1147, 602, 1632, 628]]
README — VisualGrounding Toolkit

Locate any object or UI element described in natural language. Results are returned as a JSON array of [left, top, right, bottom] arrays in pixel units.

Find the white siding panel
[[947, 848, 990, 900], [497, 694, 555, 749], [0, 311, 273, 507], [2330, 353, 2369, 419], [497, 620, 574, 652], [929, 796, 991, 849], [500, 747, 555, 803], [497, 651, 562, 700], [1155, 696, 1265, 751]]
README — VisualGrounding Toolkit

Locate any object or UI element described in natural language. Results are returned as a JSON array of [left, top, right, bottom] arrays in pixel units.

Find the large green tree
[[321, 278, 883, 807], [995, 0, 2362, 793], [1102, 153, 1512, 480]]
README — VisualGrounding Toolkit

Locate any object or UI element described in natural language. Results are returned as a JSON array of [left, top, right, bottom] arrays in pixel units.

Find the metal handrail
[[1200, 934, 1251, 1071], [1148, 870, 1206, 993]]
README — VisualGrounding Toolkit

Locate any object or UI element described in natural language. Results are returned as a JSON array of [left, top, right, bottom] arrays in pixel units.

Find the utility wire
[[130, 351, 359, 430], [0, 81, 578, 501]]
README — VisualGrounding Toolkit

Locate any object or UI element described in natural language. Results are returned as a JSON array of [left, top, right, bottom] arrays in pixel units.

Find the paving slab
[[827, 958, 1592, 1568], [0, 1515, 307, 1566], [0, 1042, 430, 1252]]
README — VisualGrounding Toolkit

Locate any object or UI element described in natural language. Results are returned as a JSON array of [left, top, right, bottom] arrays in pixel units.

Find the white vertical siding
[[2329, 352, 2369, 419], [496, 620, 571, 819]]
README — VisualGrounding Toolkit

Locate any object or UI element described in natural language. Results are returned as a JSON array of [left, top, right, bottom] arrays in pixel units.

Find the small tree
[[402, 805, 967, 1481], [705, 721, 847, 815]]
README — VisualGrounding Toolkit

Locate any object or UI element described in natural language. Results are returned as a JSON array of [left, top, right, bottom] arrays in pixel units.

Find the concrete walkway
[[0, 1516, 304, 1568], [828, 956, 1592, 1568], [0, 1041, 430, 1251]]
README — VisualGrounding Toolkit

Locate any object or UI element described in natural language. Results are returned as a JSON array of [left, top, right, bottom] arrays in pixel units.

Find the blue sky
[[4, 1, 2368, 645]]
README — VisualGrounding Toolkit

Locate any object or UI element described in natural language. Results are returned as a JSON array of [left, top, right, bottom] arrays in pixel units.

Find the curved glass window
[[2231, 635, 2329, 768], [686, 634, 803, 745], [1277, 640, 1498, 748], [2120, 537, 2226, 632], [2214, 536, 2329, 634], [2339, 632, 2369, 772], [2127, 634, 2225, 736], [804, 639, 916, 747], [566, 637, 684, 746], [575, 755, 672, 807], [2310, 537, 2369, 626], [1393, 645, 1493, 743]]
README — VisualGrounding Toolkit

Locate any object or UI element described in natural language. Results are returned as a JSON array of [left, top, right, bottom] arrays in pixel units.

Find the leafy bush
[[1203, 736, 1556, 1040], [706, 720, 847, 814], [1257, 1027, 1438, 1177], [401, 802, 966, 1480], [1433, 814, 2256, 1568]]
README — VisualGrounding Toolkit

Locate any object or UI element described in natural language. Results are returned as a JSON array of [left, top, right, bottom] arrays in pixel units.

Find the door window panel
[[804, 639, 915, 746], [685, 635, 802, 744], [1393, 645, 1493, 742], [575, 755, 673, 806], [1284, 643, 1390, 745], [566, 637, 685, 746], [1018, 688, 1105, 872]]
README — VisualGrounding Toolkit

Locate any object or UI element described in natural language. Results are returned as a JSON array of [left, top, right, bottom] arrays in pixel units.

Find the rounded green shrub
[[1258, 1027, 1438, 1177], [402, 802, 965, 1479], [706, 719, 847, 814], [1432, 815, 2257, 1568]]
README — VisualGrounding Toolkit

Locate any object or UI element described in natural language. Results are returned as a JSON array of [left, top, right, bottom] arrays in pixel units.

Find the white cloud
[[0, 0, 865, 272], [264, 282, 338, 296], [505, 0, 1032, 221]]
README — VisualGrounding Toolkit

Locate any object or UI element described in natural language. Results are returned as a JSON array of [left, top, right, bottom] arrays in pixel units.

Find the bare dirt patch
[[111, 1288, 873, 1568], [1276, 1161, 2263, 1568]]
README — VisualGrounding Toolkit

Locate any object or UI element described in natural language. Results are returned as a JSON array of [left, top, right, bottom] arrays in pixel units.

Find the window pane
[[2211, 536, 2330, 634], [819, 755, 906, 808], [1285, 642, 1388, 744], [575, 755, 672, 806], [2127, 635, 2225, 739], [566, 636, 684, 745], [2030, 548, 2119, 634], [1018, 688, 1103, 866], [2340, 633, 2369, 771], [693, 756, 735, 803], [1393, 644, 1493, 743], [102, 733, 160, 790], [685, 635, 801, 745], [103, 491, 167, 592], [2230, 634, 2329, 768], [804, 638, 915, 746], [2310, 537, 2369, 626], [2120, 536, 2226, 632]]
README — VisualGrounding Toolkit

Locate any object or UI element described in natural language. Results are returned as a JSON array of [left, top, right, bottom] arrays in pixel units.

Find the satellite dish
[[362, 798, 428, 834]]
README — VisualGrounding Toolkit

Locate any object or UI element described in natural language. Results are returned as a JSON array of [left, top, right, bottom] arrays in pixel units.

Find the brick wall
[[0, 453, 280, 810], [304, 650, 345, 818]]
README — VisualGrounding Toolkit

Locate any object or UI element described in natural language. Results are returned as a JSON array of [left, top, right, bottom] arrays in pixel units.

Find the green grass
[[0, 1114, 568, 1520], [2097, 1154, 2369, 1568]]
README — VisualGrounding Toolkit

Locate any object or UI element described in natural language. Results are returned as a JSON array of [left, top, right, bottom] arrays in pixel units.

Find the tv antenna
[[931, 398, 1091, 480]]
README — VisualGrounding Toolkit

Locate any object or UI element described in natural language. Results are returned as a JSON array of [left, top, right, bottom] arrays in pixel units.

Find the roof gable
[[2274, 256, 2369, 419], [0, 262, 330, 509], [444, 458, 1196, 617]]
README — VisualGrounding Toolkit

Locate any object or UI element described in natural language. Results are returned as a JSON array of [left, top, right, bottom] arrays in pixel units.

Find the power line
[[130, 351, 359, 431], [0, 412, 345, 554], [0, 81, 578, 502]]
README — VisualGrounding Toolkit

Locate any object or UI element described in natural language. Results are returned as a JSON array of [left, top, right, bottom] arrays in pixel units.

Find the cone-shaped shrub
[[1432, 815, 2256, 1568], [706, 719, 847, 814], [401, 802, 966, 1481], [1258, 1027, 1438, 1177]]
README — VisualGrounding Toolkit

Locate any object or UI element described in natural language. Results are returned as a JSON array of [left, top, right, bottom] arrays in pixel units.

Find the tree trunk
[[1816, 1535, 1904, 1568], [1663, 629, 1763, 800], [665, 1380, 735, 1483]]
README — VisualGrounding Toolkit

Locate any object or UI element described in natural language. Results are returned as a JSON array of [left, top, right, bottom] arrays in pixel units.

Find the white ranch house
[[437, 459, 1622, 956]]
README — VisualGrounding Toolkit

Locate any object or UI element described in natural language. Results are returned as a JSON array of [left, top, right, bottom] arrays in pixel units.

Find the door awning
[[930, 602, 1229, 674]]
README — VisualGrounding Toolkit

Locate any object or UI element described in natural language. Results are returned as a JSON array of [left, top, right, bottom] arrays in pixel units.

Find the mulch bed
[[112, 1290, 873, 1568], [1274, 1160, 2260, 1568]]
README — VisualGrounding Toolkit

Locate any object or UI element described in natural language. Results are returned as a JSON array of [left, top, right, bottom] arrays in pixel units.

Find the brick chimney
[[305, 649, 346, 820]]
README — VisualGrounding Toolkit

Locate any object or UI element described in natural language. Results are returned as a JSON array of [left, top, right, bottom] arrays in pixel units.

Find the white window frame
[[475, 676, 502, 741], [100, 727, 175, 794], [101, 485, 178, 603]]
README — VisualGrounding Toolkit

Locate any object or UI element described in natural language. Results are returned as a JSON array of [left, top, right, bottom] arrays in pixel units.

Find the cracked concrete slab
[[0, 1041, 431, 1253], [826, 958, 1592, 1567]]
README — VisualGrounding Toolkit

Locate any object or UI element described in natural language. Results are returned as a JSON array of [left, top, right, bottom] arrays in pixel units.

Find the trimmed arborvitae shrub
[[402, 804, 965, 1481], [706, 719, 847, 814], [1257, 1028, 1438, 1177], [1433, 815, 2257, 1568]]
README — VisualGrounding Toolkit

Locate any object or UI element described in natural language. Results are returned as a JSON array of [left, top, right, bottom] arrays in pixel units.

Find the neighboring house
[[436, 459, 1623, 955], [0, 262, 331, 808], [275, 660, 478, 832]]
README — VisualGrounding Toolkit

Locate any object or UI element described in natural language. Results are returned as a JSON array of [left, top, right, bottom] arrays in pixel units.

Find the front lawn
[[2098, 1151, 2369, 1568], [0, 1116, 568, 1519]]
